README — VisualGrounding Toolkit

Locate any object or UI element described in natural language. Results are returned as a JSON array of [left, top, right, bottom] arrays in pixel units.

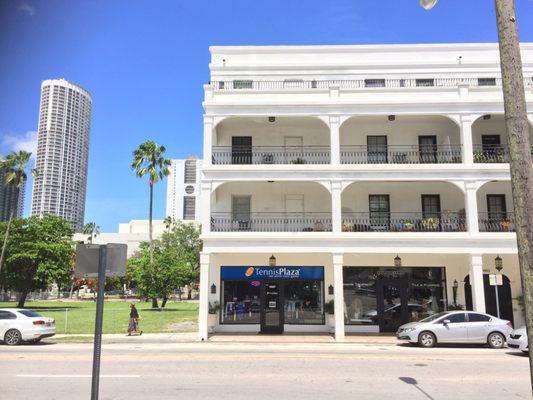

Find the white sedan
[[507, 326, 529, 354], [0, 309, 56, 345], [396, 311, 513, 348]]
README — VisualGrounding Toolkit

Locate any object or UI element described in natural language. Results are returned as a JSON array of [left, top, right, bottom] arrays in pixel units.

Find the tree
[[0, 150, 35, 275], [163, 216, 174, 232], [131, 141, 171, 308], [0, 214, 74, 308], [128, 222, 202, 308], [82, 222, 100, 244]]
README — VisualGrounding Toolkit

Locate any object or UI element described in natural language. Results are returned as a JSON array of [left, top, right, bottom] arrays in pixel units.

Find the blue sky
[[1, 0, 533, 231]]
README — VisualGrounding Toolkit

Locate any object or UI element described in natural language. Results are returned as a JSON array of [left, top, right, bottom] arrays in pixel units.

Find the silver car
[[507, 326, 529, 354], [396, 310, 513, 348]]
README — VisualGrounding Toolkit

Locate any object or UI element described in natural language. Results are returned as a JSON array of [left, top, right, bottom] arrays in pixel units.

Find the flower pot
[[208, 314, 218, 333], [326, 314, 335, 333]]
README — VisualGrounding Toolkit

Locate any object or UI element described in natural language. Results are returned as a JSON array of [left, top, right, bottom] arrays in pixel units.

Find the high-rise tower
[[31, 79, 92, 231]]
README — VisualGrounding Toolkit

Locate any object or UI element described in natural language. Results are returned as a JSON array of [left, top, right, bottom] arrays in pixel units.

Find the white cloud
[[18, 2, 36, 16], [1, 131, 38, 158]]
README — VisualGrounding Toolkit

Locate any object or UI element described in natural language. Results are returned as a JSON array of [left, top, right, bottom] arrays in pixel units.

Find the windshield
[[19, 310, 43, 318], [419, 312, 448, 323]]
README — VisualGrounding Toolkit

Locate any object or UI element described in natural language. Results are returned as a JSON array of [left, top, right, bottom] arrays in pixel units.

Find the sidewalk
[[50, 332, 398, 345]]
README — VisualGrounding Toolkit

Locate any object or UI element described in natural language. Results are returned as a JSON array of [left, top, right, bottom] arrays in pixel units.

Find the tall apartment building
[[166, 157, 202, 222], [31, 79, 92, 232], [0, 160, 25, 221], [197, 43, 533, 341]]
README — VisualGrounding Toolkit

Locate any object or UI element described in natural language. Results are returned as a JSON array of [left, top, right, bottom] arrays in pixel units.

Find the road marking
[[16, 374, 140, 378]]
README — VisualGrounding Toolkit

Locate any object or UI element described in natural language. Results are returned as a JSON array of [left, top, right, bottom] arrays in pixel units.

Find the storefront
[[220, 266, 325, 333], [343, 267, 448, 332]]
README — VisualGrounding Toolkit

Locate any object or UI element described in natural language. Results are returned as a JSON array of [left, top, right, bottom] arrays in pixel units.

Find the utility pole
[[494, 0, 533, 391]]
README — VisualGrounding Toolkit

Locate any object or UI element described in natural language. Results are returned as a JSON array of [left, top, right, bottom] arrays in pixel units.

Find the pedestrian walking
[[127, 303, 143, 336]]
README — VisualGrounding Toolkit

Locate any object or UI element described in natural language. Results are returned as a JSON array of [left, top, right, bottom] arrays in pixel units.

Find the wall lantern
[[452, 279, 459, 306], [269, 254, 277, 267], [211, 284, 217, 294], [328, 285, 334, 295], [394, 254, 402, 268], [268, 116, 276, 123], [483, 114, 491, 120], [388, 115, 396, 122], [495, 255, 503, 272]]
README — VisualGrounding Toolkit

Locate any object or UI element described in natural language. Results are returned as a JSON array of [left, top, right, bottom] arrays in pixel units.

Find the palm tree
[[83, 222, 100, 244], [0, 150, 35, 274], [131, 141, 171, 308], [163, 216, 174, 232]]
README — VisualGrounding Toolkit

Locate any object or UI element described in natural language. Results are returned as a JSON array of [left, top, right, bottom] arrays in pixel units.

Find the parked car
[[507, 326, 529, 354], [0, 309, 56, 345], [396, 310, 513, 348]]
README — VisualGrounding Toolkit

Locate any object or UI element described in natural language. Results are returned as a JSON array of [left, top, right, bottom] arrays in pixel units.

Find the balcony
[[473, 144, 509, 163], [211, 212, 332, 232], [342, 212, 466, 232], [478, 212, 515, 232], [212, 146, 330, 165], [341, 144, 462, 164]]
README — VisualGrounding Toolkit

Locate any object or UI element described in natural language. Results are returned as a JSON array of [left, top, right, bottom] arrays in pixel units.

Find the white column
[[465, 182, 479, 233], [198, 252, 210, 341], [331, 181, 342, 233], [333, 253, 345, 342], [469, 254, 486, 313], [329, 116, 340, 165], [200, 181, 212, 234], [203, 116, 214, 166], [460, 115, 474, 164]]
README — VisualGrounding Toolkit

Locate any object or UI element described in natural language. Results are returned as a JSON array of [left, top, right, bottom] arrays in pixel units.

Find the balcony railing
[[342, 212, 466, 232], [478, 212, 515, 232], [340, 145, 462, 164], [212, 146, 330, 165], [208, 77, 526, 91], [211, 212, 332, 232], [473, 145, 510, 163]]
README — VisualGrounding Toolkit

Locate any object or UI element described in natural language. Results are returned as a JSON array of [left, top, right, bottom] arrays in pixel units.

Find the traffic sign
[[75, 243, 127, 278], [489, 274, 503, 286]]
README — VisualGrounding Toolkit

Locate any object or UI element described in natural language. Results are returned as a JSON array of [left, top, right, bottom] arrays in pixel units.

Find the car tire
[[29, 338, 41, 344], [418, 331, 436, 348], [4, 329, 22, 346], [487, 332, 505, 349]]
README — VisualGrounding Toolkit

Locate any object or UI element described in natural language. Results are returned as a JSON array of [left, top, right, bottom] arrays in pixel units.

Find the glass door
[[232, 136, 252, 164], [260, 282, 284, 333], [418, 135, 437, 163], [367, 136, 388, 164], [232, 196, 251, 231], [376, 279, 408, 332], [369, 194, 390, 231]]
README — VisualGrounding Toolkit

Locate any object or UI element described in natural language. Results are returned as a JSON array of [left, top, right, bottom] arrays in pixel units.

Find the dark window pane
[[468, 313, 491, 322], [284, 281, 324, 324], [221, 281, 260, 324], [445, 313, 465, 323], [18, 310, 42, 318], [478, 78, 496, 86], [416, 79, 434, 87], [364, 79, 385, 88], [0, 311, 17, 320]]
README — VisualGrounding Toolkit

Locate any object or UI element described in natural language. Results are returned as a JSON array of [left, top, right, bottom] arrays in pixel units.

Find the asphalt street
[[0, 341, 530, 400]]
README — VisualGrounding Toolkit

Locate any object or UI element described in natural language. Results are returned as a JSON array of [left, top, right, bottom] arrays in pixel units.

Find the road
[[0, 341, 530, 400]]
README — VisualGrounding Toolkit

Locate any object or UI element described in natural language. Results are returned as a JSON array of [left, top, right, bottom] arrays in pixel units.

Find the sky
[[1, 0, 533, 232]]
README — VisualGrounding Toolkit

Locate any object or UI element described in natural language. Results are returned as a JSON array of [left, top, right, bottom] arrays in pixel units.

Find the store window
[[284, 280, 324, 324], [221, 281, 260, 324]]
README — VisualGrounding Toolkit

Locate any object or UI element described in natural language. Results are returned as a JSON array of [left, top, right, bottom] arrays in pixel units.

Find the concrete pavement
[[0, 341, 530, 400]]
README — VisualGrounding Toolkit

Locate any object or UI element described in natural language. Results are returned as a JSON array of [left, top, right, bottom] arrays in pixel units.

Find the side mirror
[[443, 319, 451, 325]]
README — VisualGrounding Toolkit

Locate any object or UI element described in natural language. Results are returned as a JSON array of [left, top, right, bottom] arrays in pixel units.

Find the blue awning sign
[[221, 266, 324, 280]]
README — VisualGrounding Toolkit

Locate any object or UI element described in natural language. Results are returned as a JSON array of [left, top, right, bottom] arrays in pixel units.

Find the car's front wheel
[[487, 332, 505, 349], [418, 331, 436, 348], [4, 329, 22, 346]]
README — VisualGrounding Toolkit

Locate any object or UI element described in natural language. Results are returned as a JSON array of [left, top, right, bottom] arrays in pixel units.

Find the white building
[[166, 157, 202, 222], [31, 79, 92, 232], [198, 43, 533, 341]]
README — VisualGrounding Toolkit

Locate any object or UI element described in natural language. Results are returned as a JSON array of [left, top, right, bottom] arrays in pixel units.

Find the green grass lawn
[[0, 300, 198, 334]]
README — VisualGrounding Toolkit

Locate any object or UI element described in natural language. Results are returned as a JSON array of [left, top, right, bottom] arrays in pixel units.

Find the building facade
[[198, 43, 533, 341], [0, 159, 25, 221], [166, 157, 203, 222], [31, 78, 92, 232]]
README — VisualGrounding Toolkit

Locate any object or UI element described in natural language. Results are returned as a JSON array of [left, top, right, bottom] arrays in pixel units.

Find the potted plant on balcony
[[402, 220, 415, 231], [499, 220, 514, 232], [291, 157, 307, 164], [473, 150, 486, 163], [208, 301, 220, 332], [421, 217, 440, 231]]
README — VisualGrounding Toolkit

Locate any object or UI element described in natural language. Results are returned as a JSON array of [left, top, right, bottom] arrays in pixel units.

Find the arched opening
[[341, 180, 465, 232], [477, 181, 514, 232], [464, 274, 513, 324], [472, 114, 533, 163], [212, 116, 330, 165], [339, 115, 461, 164], [212, 181, 331, 232]]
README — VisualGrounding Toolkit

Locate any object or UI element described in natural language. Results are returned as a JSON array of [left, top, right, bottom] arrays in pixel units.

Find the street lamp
[[394, 254, 402, 268], [269, 254, 276, 267], [420, 0, 438, 10]]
